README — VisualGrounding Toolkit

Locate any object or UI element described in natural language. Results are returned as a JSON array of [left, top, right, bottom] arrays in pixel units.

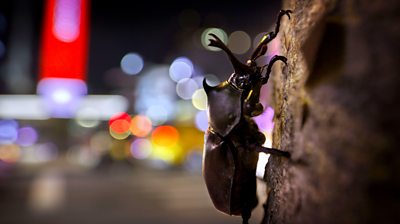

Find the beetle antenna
[[251, 9, 292, 61], [208, 33, 252, 75]]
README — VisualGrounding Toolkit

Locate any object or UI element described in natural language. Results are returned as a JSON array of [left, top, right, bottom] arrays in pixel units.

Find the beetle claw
[[281, 9, 292, 20]]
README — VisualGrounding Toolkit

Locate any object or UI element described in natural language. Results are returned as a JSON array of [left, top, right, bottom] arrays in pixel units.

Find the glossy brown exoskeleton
[[202, 10, 292, 224]]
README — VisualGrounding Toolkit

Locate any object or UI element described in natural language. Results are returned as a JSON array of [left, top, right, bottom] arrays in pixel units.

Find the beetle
[[202, 9, 292, 224]]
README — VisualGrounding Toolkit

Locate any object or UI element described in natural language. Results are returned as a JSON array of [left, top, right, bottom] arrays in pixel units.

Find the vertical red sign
[[39, 0, 89, 81]]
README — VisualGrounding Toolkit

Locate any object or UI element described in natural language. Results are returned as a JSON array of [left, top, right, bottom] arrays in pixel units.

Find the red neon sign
[[39, 0, 89, 81]]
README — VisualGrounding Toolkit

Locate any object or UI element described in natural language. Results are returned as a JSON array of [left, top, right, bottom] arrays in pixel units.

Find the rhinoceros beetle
[[202, 10, 292, 224]]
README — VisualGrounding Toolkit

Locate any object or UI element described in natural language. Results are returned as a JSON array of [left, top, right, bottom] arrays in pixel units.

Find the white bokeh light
[[120, 52, 144, 75]]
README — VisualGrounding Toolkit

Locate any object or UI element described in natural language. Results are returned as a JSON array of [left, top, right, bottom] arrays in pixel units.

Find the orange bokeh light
[[130, 115, 152, 137], [151, 125, 179, 147]]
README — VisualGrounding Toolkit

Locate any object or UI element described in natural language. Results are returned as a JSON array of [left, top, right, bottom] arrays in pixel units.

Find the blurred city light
[[254, 106, 275, 133], [29, 170, 65, 213], [130, 138, 152, 160], [145, 105, 169, 126], [37, 78, 88, 118], [130, 115, 152, 137], [194, 110, 208, 132], [75, 107, 100, 128], [0, 144, 21, 163], [40, 0, 89, 80], [191, 89, 207, 110], [135, 65, 176, 124], [109, 112, 131, 134], [228, 30, 251, 54], [53, 0, 81, 42], [16, 126, 38, 147], [120, 52, 144, 75], [176, 78, 199, 100], [0, 119, 19, 144], [169, 57, 194, 82], [151, 125, 179, 147], [203, 74, 220, 86], [173, 100, 197, 123]]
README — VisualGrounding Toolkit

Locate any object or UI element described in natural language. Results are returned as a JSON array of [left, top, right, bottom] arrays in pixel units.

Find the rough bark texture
[[263, 0, 400, 223]]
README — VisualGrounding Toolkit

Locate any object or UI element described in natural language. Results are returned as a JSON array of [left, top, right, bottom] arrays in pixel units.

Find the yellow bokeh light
[[109, 127, 130, 140], [192, 89, 207, 110]]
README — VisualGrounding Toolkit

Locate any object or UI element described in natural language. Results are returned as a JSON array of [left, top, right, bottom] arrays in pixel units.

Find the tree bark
[[263, 0, 400, 223]]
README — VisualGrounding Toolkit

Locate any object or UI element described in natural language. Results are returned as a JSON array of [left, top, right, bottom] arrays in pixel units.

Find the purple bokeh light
[[253, 106, 275, 133], [0, 120, 18, 144], [37, 78, 87, 118], [16, 126, 38, 147]]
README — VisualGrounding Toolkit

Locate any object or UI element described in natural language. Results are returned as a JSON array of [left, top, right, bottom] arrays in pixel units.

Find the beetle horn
[[208, 33, 252, 74], [203, 78, 212, 93]]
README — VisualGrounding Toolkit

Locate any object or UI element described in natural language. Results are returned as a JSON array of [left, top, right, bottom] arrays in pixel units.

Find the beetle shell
[[203, 78, 260, 215], [203, 79, 243, 137], [203, 127, 259, 216]]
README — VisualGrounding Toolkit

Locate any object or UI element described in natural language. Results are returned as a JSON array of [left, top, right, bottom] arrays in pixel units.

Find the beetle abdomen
[[203, 129, 258, 216], [203, 130, 235, 214]]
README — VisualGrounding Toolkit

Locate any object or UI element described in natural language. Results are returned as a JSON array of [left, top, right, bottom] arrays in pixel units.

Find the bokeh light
[[169, 57, 194, 82], [145, 105, 168, 126], [37, 78, 87, 118], [130, 115, 152, 137], [75, 107, 100, 128], [151, 125, 179, 147], [135, 65, 176, 124], [16, 126, 38, 147], [201, 27, 228, 51], [228, 30, 251, 54], [109, 112, 131, 134], [109, 112, 131, 140], [0, 144, 21, 163], [253, 106, 275, 133], [195, 110, 208, 132], [173, 100, 196, 123], [176, 78, 199, 100], [204, 74, 220, 86], [120, 52, 144, 75], [130, 138, 152, 160], [53, 0, 81, 42], [191, 89, 207, 110], [0, 120, 18, 144]]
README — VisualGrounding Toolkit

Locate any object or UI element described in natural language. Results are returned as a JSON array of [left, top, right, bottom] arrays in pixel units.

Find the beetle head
[[207, 34, 262, 90]]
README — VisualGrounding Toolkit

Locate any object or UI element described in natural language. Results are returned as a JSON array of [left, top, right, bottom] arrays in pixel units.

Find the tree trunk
[[263, 0, 400, 223]]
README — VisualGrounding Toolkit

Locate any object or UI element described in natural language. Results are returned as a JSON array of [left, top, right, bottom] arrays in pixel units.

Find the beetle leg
[[261, 55, 287, 84], [251, 9, 292, 60], [241, 209, 251, 224], [255, 145, 290, 158]]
